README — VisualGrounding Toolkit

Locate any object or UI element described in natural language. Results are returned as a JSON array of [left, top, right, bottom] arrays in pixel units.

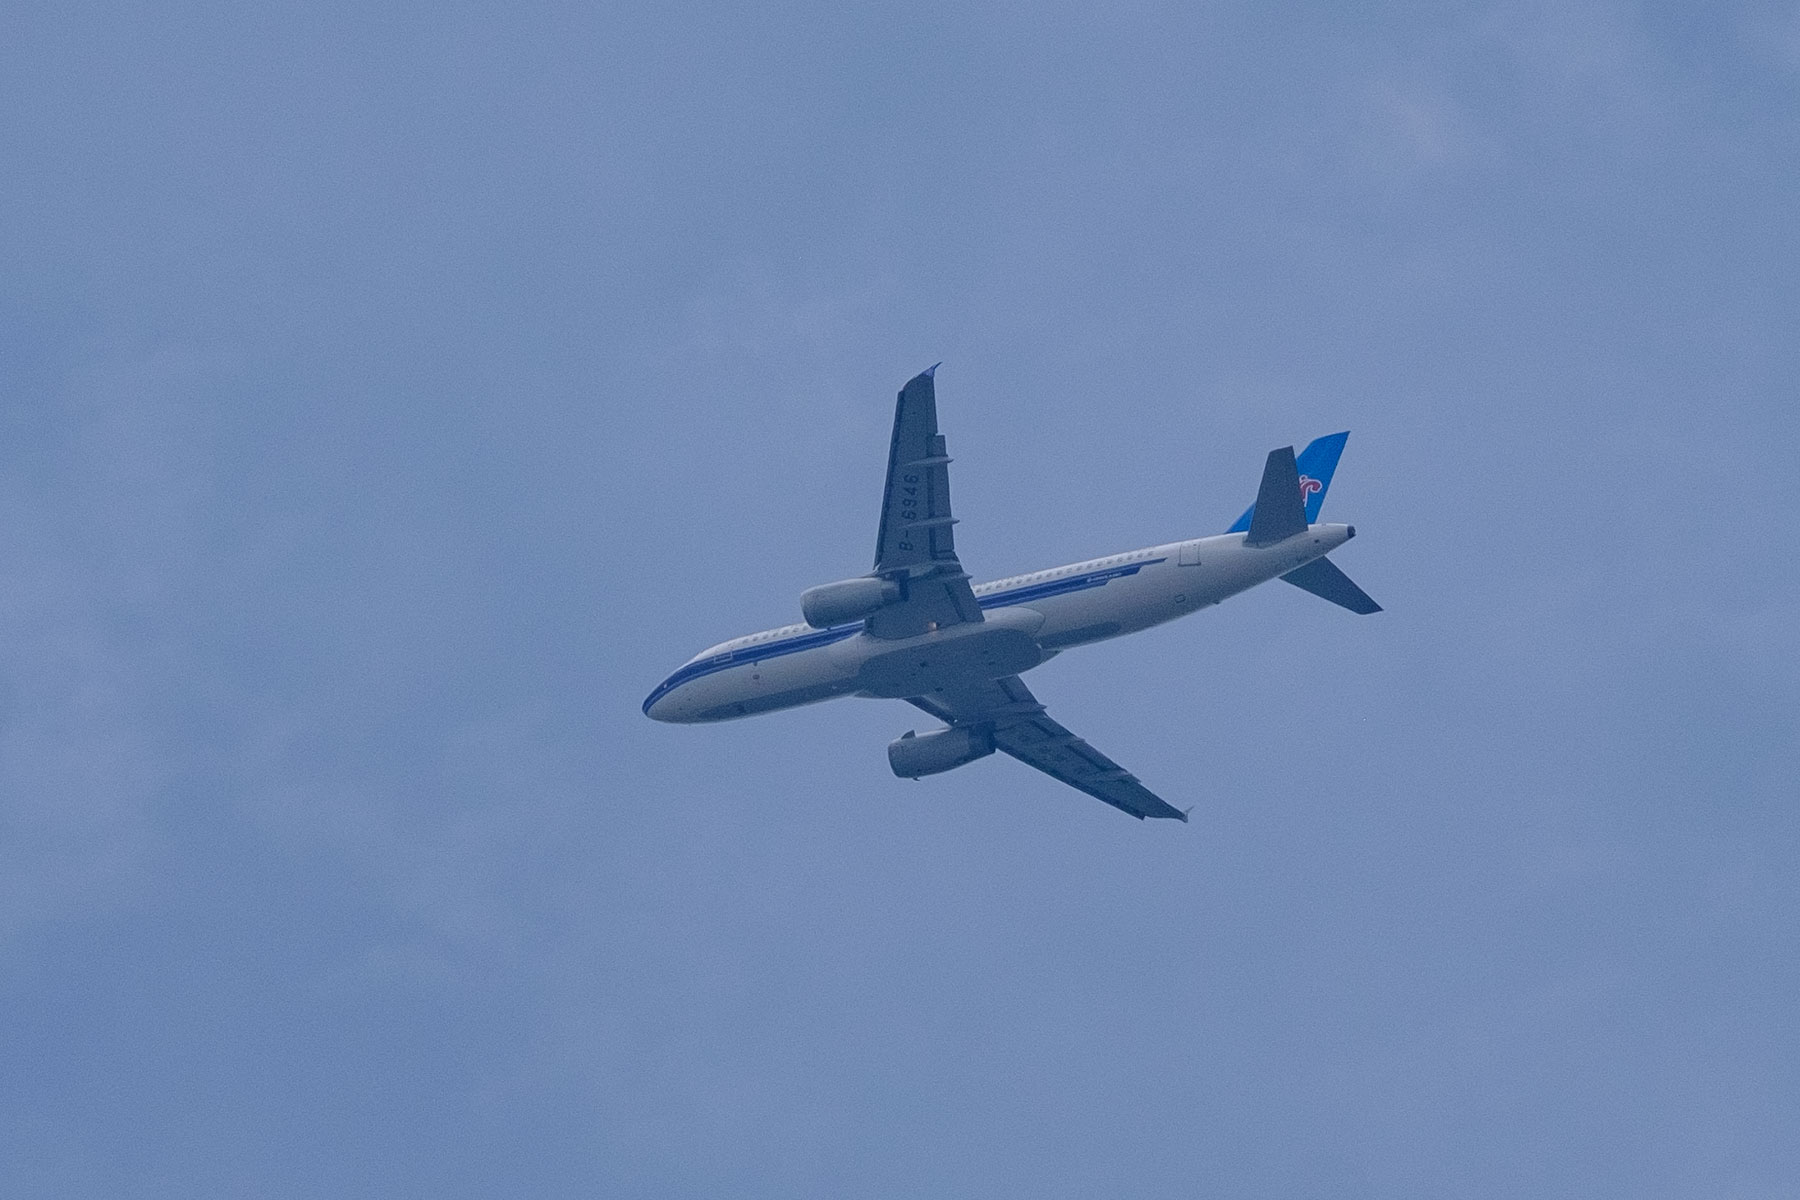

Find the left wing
[[909, 676, 1189, 822], [867, 366, 983, 639]]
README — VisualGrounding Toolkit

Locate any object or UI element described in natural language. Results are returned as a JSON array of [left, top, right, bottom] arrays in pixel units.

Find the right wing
[[908, 676, 1189, 822], [867, 366, 983, 639]]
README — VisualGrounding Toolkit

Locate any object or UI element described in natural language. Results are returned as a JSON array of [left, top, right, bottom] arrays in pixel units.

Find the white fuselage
[[643, 524, 1355, 723]]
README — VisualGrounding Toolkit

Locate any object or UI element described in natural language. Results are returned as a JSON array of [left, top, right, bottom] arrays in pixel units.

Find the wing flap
[[994, 715, 1185, 821], [874, 369, 962, 573], [868, 368, 983, 639], [909, 676, 1187, 822]]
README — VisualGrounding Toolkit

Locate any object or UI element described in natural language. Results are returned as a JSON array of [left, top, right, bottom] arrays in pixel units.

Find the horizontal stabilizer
[[1244, 446, 1308, 546], [1229, 431, 1350, 533], [1280, 557, 1382, 614]]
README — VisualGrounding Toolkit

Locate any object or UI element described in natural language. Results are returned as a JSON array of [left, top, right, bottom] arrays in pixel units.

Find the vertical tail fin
[[1227, 431, 1350, 533]]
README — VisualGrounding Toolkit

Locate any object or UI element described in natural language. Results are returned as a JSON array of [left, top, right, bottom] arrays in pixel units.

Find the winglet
[[1180, 805, 1193, 823], [924, 362, 941, 378]]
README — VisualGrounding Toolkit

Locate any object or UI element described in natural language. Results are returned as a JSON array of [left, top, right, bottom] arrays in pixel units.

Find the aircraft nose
[[645, 669, 706, 722], [643, 680, 679, 722]]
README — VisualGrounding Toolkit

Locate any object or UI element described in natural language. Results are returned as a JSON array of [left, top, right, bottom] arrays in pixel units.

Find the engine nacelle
[[800, 577, 900, 629], [887, 726, 996, 779]]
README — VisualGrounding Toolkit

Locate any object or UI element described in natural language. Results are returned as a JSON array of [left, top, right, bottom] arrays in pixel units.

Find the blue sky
[[3, 2, 1797, 1195]]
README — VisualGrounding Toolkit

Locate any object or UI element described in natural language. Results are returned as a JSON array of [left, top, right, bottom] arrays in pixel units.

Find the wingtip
[[924, 362, 941, 378], [1181, 805, 1193, 823]]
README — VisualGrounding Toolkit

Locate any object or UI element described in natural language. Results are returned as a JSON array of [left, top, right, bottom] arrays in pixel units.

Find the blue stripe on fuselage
[[641, 624, 862, 714], [976, 557, 1165, 609], [642, 557, 1167, 714]]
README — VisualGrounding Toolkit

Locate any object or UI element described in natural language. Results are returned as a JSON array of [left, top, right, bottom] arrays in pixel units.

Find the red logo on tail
[[1299, 475, 1322, 503]]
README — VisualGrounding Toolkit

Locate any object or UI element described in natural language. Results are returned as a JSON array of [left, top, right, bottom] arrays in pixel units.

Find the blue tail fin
[[1226, 431, 1350, 533]]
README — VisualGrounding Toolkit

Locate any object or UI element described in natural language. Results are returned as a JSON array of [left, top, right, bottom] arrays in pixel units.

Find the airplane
[[643, 366, 1379, 822]]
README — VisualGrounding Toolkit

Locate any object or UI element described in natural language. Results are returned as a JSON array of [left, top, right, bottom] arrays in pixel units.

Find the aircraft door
[[1177, 541, 1202, 566]]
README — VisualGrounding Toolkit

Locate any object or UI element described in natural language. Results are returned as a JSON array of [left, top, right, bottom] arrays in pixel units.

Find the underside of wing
[[868, 367, 982, 639], [908, 676, 1188, 822]]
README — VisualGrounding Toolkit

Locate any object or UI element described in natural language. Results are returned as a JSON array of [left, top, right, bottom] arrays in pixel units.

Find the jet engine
[[887, 725, 995, 778], [800, 577, 900, 629]]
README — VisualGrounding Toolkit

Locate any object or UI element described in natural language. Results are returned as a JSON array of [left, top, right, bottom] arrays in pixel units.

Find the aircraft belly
[[855, 626, 1043, 698], [846, 608, 1047, 699], [1023, 552, 1273, 650], [1028, 571, 1170, 646]]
